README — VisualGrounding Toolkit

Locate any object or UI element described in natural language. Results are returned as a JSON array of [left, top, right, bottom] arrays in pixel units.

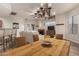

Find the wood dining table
[[1, 38, 70, 56]]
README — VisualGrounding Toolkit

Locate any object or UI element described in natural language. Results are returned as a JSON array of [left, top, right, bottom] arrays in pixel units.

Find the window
[[68, 15, 79, 34]]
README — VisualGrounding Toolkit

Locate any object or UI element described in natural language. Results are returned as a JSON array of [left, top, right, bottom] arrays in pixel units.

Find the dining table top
[[1, 38, 70, 56]]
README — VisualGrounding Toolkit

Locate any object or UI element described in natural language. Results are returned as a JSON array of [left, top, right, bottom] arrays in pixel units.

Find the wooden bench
[[16, 37, 26, 47]]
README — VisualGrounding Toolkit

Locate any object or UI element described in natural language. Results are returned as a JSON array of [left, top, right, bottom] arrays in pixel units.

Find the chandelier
[[34, 3, 55, 19]]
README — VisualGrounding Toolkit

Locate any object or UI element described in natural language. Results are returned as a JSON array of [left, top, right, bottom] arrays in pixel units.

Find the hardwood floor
[[69, 41, 79, 56]]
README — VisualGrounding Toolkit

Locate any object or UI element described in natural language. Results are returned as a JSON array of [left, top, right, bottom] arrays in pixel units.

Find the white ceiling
[[0, 3, 11, 16], [0, 3, 79, 18]]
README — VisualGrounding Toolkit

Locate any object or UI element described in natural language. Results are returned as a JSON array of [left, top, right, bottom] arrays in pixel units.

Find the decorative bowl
[[41, 41, 52, 47]]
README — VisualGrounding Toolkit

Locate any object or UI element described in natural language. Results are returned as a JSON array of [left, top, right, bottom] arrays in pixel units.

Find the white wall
[[0, 4, 11, 16], [24, 19, 38, 31], [0, 16, 25, 37], [38, 18, 55, 30], [0, 17, 12, 28], [55, 14, 65, 35], [24, 17, 55, 31]]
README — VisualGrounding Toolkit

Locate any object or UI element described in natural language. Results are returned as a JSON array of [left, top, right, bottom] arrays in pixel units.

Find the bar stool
[[55, 34, 63, 40], [4, 29, 12, 50], [11, 29, 17, 48], [0, 29, 4, 51]]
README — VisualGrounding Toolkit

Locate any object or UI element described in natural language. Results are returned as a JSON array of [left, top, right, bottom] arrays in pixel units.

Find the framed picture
[[13, 23, 19, 29]]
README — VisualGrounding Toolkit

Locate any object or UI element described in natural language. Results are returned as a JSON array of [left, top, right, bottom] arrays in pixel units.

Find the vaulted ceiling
[[0, 3, 79, 19]]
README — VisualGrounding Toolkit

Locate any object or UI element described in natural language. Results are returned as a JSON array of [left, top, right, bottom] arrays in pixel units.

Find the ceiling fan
[[10, 11, 17, 15]]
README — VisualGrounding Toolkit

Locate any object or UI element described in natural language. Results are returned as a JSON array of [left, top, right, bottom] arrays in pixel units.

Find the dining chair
[[55, 34, 63, 39]]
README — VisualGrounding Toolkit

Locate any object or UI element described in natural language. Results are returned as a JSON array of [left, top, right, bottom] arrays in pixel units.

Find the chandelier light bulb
[[41, 3, 43, 7], [37, 8, 39, 10], [48, 3, 52, 7], [53, 12, 56, 15]]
